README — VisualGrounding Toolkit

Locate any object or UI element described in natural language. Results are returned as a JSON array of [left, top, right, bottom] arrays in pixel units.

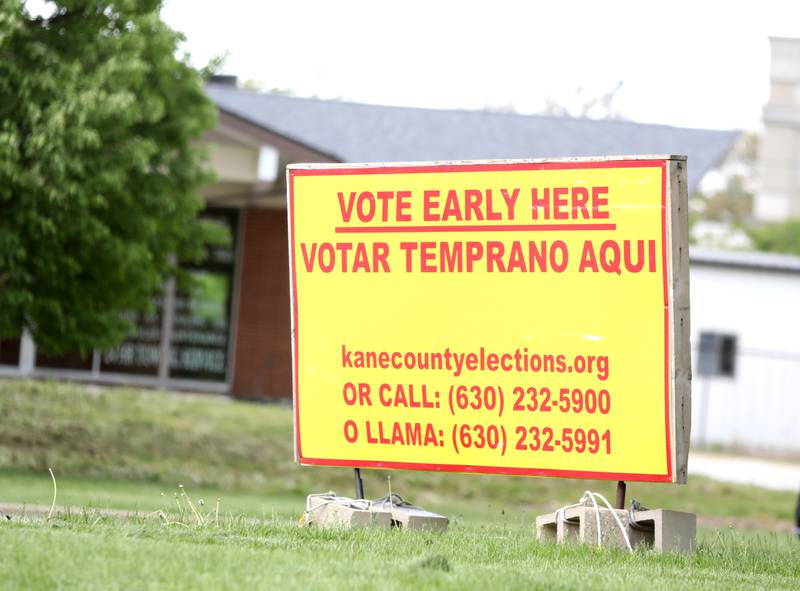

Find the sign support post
[[615, 480, 626, 510], [354, 468, 365, 500]]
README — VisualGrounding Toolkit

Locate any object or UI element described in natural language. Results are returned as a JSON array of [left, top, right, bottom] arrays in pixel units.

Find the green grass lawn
[[1, 379, 799, 590], [2, 511, 799, 590]]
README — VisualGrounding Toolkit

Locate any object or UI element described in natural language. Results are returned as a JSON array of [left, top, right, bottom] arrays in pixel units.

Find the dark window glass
[[36, 349, 93, 371], [168, 208, 237, 382], [100, 302, 163, 376], [0, 337, 21, 366], [48, 208, 238, 382], [698, 332, 737, 377]]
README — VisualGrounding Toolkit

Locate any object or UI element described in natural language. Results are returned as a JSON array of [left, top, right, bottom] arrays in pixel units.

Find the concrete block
[[633, 509, 696, 554], [535, 505, 696, 554], [371, 499, 449, 532], [304, 494, 392, 528], [535, 513, 559, 543], [537, 507, 629, 547]]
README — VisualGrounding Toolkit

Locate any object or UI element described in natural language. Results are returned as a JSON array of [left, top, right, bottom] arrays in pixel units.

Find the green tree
[[690, 132, 757, 227], [748, 219, 800, 256], [692, 174, 754, 225], [0, 0, 218, 354]]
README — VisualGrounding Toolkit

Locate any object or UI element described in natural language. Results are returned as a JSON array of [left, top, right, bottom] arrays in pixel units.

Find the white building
[[690, 247, 800, 455], [755, 37, 800, 221]]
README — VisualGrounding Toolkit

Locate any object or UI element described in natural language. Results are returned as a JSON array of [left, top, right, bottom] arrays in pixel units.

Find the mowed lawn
[[1, 380, 799, 590]]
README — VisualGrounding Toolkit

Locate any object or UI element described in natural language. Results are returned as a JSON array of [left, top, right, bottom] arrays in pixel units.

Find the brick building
[[0, 80, 737, 399]]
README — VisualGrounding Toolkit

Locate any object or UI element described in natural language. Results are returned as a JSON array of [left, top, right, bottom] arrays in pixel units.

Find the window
[[168, 209, 237, 382], [100, 304, 163, 376], [0, 337, 20, 367], [30, 207, 238, 386], [697, 332, 737, 377], [37, 350, 93, 371]]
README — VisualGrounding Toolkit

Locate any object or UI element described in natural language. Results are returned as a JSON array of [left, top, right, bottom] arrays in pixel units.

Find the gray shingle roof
[[206, 85, 738, 193]]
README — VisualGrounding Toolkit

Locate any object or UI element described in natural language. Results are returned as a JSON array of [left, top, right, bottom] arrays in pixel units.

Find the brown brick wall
[[231, 207, 292, 399]]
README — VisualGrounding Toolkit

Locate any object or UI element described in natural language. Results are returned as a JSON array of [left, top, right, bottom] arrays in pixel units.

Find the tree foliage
[[690, 132, 757, 227], [692, 175, 754, 226], [747, 220, 800, 256], [0, 0, 217, 353]]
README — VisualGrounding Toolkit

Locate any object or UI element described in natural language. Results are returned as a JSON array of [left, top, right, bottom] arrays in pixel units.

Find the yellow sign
[[288, 157, 689, 483]]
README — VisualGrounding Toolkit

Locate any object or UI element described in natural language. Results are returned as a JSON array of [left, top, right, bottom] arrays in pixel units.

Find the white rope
[[583, 491, 602, 545], [554, 501, 584, 531], [302, 491, 413, 524], [586, 491, 633, 552], [554, 490, 633, 553], [303, 492, 372, 519]]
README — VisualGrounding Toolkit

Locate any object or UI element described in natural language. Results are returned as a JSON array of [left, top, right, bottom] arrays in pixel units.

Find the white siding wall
[[690, 264, 800, 453]]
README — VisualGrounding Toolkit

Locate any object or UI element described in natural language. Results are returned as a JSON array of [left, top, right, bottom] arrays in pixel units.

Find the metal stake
[[615, 480, 626, 509], [354, 468, 365, 500]]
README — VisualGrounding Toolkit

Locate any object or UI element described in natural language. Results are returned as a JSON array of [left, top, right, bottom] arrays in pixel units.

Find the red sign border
[[288, 158, 672, 483]]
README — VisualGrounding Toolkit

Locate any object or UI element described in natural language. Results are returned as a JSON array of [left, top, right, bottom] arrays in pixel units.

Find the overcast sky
[[23, 1, 800, 131], [158, 0, 800, 132]]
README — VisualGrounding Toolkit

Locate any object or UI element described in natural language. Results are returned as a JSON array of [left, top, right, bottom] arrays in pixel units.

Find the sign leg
[[354, 468, 365, 500], [615, 480, 626, 509]]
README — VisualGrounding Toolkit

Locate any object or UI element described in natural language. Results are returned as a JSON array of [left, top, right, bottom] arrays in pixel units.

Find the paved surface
[[690, 452, 800, 492]]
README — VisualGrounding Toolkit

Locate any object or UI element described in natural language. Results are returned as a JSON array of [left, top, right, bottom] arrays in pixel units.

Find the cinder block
[[537, 507, 625, 546], [535, 513, 559, 543], [535, 505, 696, 554], [633, 509, 696, 554], [371, 499, 449, 532], [304, 494, 392, 528]]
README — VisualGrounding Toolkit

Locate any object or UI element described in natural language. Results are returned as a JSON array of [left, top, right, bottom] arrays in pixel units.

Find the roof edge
[[288, 154, 686, 170], [206, 84, 739, 135], [690, 246, 800, 274], [216, 107, 341, 163]]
